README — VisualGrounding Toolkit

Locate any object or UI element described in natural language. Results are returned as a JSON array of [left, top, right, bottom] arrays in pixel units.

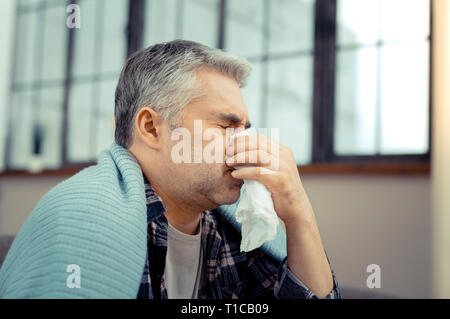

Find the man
[[0, 40, 339, 299]]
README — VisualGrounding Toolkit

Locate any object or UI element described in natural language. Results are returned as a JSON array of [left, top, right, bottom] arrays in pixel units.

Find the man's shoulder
[[36, 146, 142, 211], [32, 165, 111, 214], [15, 151, 146, 250]]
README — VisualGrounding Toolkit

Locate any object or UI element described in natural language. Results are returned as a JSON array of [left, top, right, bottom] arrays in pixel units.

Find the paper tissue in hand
[[229, 130, 285, 252]]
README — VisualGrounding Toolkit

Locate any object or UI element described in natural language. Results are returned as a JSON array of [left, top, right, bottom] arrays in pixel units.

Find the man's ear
[[134, 107, 163, 150]]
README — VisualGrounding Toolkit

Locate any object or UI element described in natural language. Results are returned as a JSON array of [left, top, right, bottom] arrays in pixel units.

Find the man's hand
[[225, 134, 312, 224], [225, 135, 335, 298]]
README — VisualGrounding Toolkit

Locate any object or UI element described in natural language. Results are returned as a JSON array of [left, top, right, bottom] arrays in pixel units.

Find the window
[[5, 0, 128, 171], [334, 0, 430, 157], [7, 0, 68, 170], [68, 0, 128, 162], [225, 0, 316, 164], [143, 0, 220, 48], [3, 0, 431, 174]]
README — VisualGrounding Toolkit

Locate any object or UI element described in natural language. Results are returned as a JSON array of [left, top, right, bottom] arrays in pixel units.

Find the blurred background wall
[[0, 0, 447, 299]]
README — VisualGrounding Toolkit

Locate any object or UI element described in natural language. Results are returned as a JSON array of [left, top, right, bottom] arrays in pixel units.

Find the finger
[[226, 135, 279, 157], [225, 150, 278, 170], [230, 166, 278, 185]]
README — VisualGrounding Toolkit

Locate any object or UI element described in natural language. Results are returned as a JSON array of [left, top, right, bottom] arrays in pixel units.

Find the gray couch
[[0, 235, 396, 298]]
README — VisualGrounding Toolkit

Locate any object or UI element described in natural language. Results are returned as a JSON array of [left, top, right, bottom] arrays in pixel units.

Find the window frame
[[1, 0, 432, 177]]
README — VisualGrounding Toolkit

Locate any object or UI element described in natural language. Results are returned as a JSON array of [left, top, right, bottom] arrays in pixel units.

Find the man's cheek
[[201, 136, 226, 164]]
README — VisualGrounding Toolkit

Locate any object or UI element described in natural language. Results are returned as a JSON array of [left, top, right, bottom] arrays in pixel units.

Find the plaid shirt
[[137, 174, 340, 299]]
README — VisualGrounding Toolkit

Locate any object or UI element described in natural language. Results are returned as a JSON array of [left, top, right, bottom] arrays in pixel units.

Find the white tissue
[[229, 130, 284, 252]]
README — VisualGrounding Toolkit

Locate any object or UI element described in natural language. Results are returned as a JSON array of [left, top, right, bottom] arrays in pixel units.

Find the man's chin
[[204, 172, 243, 208], [216, 183, 243, 206]]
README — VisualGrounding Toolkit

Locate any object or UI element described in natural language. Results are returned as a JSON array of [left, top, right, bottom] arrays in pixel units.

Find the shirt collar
[[143, 173, 167, 223]]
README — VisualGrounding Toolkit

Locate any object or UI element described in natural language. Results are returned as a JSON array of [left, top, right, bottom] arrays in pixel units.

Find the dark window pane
[[69, 0, 127, 162], [8, 90, 35, 169], [72, 0, 98, 78], [181, 0, 219, 48], [68, 82, 95, 162], [268, 0, 315, 55], [267, 56, 313, 164], [14, 10, 39, 84], [99, 0, 128, 75], [41, 4, 68, 81], [144, 0, 178, 45], [38, 86, 64, 167], [225, 0, 264, 58], [18, 0, 45, 11], [335, 48, 378, 155], [241, 61, 263, 128], [96, 79, 117, 156]]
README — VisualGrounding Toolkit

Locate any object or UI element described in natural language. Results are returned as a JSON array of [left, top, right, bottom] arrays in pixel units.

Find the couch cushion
[[0, 235, 15, 268]]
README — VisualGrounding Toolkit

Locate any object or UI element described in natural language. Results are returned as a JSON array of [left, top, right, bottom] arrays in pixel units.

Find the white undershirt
[[164, 220, 204, 299]]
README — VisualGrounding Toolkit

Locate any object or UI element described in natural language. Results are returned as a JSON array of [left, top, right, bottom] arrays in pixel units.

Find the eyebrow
[[217, 113, 251, 129]]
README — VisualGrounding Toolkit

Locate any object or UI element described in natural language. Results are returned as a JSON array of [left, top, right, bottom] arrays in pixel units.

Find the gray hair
[[114, 39, 252, 148]]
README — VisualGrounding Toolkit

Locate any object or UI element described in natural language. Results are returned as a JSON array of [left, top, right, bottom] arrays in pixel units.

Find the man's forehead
[[178, 69, 249, 127], [197, 69, 247, 108]]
